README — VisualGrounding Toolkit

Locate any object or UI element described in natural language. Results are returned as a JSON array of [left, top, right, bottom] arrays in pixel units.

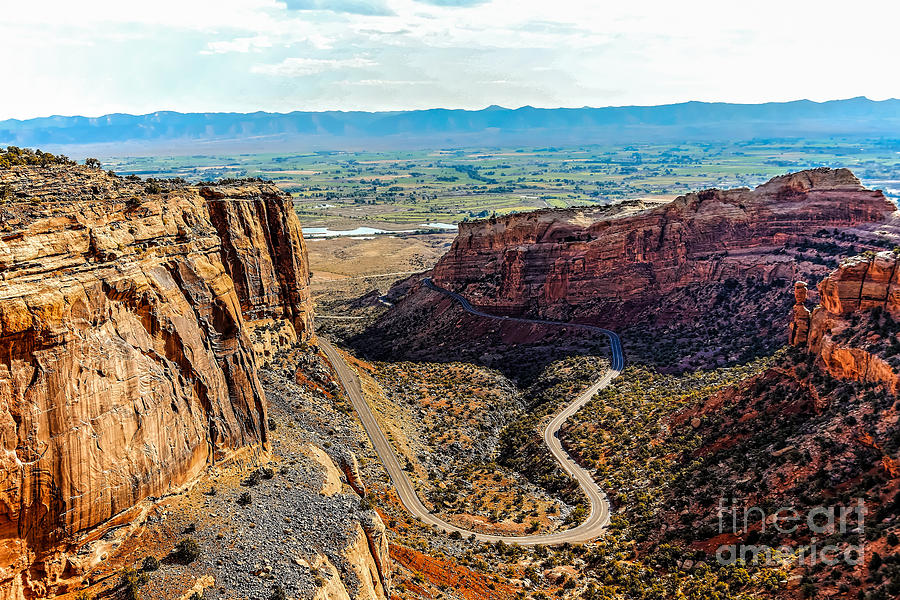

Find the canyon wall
[[0, 166, 314, 596], [202, 184, 315, 364], [432, 168, 896, 326], [791, 251, 900, 393]]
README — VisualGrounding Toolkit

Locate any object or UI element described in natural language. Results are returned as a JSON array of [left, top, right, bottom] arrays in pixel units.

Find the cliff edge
[[432, 168, 895, 325], [791, 250, 900, 393], [0, 165, 315, 596]]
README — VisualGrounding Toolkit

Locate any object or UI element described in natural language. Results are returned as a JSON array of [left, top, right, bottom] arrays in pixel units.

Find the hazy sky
[[2, 0, 897, 119]]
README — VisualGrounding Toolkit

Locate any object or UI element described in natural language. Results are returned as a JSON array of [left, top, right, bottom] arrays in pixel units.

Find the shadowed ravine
[[320, 278, 624, 545]]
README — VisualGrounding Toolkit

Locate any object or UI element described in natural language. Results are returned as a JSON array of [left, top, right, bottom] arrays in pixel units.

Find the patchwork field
[[105, 139, 900, 231]]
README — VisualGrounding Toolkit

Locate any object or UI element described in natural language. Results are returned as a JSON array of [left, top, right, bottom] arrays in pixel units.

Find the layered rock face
[[0, 166, 314, 596], [432, 168, 895, 325], [791, 251, 900, 393], [202, 185, 314, 364]]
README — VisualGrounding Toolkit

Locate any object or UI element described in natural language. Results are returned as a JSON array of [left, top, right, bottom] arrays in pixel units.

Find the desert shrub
[[144, 180, 163, 194], [271, 584, 287, 600], [244, 466, 274, 487], [141, 555, 159, 572], [243, 470, 261, 486], [119, 567, 149, 600], [172, 537, 201, 564], [237, 491, 252, 506], [0, 146, 75, 168]]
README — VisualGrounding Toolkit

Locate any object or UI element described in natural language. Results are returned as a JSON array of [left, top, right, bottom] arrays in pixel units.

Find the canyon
[[3, 159, 900, 600], [361, 168, 900, 372], [0, 165, 387, 600]]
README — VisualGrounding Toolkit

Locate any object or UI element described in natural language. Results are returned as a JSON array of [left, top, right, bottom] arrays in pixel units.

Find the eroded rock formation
[[431, 168, 895, 326], [789, 281, 811, 345], [0, 166, 315, 597], [792, 251, 900, 393]]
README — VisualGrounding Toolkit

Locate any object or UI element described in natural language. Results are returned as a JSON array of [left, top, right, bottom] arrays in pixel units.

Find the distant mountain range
[[2, 97, 899, 156]]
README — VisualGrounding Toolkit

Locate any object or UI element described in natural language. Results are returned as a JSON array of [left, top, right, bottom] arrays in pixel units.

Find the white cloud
[[349, 79, 429, 86], [204, 36, 275, 54], [251, 57, 377, 76], [1, 0, 900, 118], [282, 0, 395, 16]]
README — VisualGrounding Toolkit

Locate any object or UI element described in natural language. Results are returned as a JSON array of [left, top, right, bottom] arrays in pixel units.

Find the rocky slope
[[547, 257, 900, 599], [650, 263, 900, 598], [0, 165, 377, 599]]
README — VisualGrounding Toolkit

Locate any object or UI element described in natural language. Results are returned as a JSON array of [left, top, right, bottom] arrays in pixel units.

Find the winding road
[[320, 278, 624, 545]]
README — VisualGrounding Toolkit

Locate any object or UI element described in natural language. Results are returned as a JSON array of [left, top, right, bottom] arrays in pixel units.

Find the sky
[[1, 0, 898, 120]]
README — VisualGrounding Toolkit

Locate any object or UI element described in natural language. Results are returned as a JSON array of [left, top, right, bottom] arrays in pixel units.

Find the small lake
[[305, 223, 458, 238], [422, 222, 458, 230], [305, 226, 410, 238]]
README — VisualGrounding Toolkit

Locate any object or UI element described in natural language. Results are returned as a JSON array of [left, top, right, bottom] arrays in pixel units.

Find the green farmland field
[[104, 138, 900, 230]]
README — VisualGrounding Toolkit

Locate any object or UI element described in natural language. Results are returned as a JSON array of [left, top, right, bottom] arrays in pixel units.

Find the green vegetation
[[565, 357, 777, 541], [504, 356, 785, 599], [373, 359, 565, 534], [119, 567, 150, 600], [0, 146, 76, 168], [103, 138, 900, 231], [498, 354, 609, 505], [172, 537, 201, 564]]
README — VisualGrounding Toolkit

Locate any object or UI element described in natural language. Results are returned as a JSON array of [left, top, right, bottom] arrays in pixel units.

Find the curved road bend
[[319, 278, 624, 545]]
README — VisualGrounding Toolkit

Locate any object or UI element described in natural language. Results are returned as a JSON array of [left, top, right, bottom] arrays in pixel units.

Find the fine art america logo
[[716, 498, 866, 567]]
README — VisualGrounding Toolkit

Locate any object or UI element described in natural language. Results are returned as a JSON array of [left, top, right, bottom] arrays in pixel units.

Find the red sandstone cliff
[[791, 251, 900, 393], [202, 185, 314, 364], [0, 166, 314, 597], [432, 168, 896, 325]]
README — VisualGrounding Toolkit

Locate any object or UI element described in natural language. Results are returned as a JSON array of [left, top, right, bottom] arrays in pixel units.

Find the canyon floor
[[303, 209, 900, 600], [304, 235, 788, 600]]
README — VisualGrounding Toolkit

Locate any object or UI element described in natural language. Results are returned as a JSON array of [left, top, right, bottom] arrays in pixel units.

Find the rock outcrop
[[431, 168, 895, 326], [792, 251, 900, 393], [789, 281, 812, 345], [0, 166, 315, 597], [202, 185, 314, 364]]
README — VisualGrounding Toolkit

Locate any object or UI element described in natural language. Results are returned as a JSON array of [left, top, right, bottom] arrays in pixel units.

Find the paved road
[[315, 315, 367, 320], [320, 278, 624, 545]]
